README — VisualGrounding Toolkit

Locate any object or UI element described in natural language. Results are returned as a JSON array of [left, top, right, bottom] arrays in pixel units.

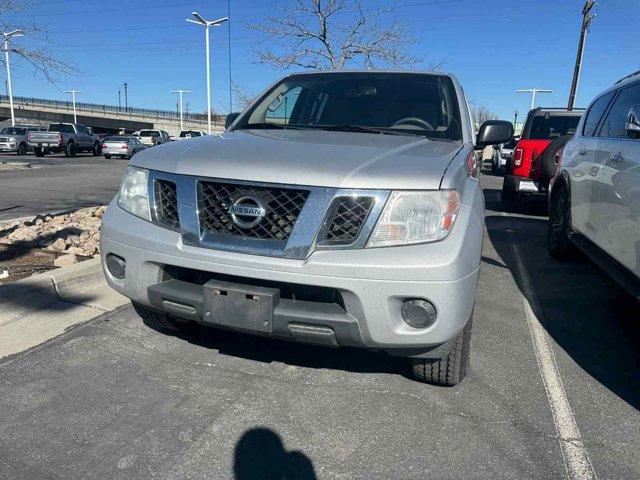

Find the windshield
[[528, 115, 581, 140], [237, 72, 462, 140], [1, 127, 26, 135], [104, 136, 129, 142], [179, 131, 202, 137], [139, 131, 160, 137]]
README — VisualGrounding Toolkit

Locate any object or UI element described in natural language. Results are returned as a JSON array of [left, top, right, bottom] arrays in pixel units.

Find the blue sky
[[7, 0, 640, 121]]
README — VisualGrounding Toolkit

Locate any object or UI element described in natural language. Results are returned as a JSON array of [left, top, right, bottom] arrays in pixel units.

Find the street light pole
[[2, 30, 24, 127], [187, 12, 229, 135], [517, 88, 553, 110], [118, 89, 121, 111], [171, 90, 191, 131], [124, 82, 128, 111], [64, 90, 82, 123]]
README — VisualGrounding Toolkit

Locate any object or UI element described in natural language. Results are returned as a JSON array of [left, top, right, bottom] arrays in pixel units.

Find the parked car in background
[[0, 125, 45, 155], [548, 70, 640, 296], [27, 123, 101, 158], [101, 70, 513, 386], [136, 129, 171, 147], [502, 108, 583, 210], [178, 130, 206, 140], [491, 136, 519, 176], [101, 135, 146, 159]]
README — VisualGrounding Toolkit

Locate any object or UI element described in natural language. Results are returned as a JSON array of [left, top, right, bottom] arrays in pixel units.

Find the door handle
[[609, 152, 624, 162], [577, 149, 587, 156]]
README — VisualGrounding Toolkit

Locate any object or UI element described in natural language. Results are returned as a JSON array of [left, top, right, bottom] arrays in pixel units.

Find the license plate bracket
[[203, 280, 280, 333]]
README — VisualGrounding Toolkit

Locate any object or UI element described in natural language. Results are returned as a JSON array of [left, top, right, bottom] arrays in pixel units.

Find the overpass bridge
[[0, 95, 226, 136]]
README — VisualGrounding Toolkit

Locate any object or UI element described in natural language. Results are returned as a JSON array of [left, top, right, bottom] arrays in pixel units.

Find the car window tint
[[582, 91, 615, 136], [599, 83, 640, 138]]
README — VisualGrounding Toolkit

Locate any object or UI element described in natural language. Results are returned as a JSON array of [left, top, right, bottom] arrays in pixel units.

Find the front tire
[[17, 142, 27, 156], [92, 142, 100, 156], [411, 313, 473, 386], [547, 184, 575, 260], [34, 147, 45, 157], [104, 154, 111, 159], [132, 302, 181, 333]]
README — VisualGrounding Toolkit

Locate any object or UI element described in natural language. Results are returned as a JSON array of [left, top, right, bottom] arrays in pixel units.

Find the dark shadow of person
[[233, 427, 317, 480]]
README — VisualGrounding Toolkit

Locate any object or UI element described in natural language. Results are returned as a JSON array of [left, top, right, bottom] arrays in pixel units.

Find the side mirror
[[626, 104, 640, 139], [225, 112, 241, 129], [476, 120, 514, 149]]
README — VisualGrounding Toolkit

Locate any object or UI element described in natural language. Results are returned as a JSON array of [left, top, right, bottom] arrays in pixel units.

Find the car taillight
[[121, 144, 128, 149], [101, 143, 107, 149], [513, 147, 523, 167]]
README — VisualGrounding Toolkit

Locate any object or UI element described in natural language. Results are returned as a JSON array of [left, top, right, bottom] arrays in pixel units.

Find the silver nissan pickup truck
[[101, 71, 512, 385]]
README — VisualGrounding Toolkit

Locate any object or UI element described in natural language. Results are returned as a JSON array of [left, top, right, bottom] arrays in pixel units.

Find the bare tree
[[231, 81, 258, 111], [470, 104, 497, 129], [249, 0, 427, 70], [0, 1, 76, 82]]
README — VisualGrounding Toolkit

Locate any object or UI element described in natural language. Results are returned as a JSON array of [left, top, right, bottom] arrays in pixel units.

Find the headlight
[[117, 166, 151, 221], [366, 190, 460, 248], [8, 137, 15, 143]]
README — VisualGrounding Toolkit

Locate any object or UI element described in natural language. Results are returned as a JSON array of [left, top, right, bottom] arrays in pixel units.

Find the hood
[[132, 129, 464, 190]]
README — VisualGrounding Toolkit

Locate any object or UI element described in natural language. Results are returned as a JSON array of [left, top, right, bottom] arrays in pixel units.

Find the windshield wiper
[[239, 122, 303, 130], [309, 125, 426, 137]]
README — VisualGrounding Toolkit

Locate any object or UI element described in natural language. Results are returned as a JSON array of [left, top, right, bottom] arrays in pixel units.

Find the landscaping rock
[[54, 254, 79, 267]]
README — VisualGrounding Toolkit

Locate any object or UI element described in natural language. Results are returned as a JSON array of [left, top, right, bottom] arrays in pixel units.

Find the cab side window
[[582, 91, 614, 137], [599, 83, 640, 139]]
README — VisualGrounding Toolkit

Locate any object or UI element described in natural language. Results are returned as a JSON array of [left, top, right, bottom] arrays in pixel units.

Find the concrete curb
[[0, 257, 128, 358]]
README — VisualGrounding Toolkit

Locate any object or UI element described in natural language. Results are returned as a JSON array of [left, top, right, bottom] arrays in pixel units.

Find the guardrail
[[0, 95, 222, 124]]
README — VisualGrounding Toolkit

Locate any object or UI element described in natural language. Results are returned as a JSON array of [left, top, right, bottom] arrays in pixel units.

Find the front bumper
[[0, 142, 17, 152], [101, 187, 483, 356]]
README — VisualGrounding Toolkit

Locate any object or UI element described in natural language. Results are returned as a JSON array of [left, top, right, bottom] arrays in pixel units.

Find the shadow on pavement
[[0, 278, 97, 313], [148, 318, 409, 379], [486, 214, 640, 411], [233, 428, 317, 480]]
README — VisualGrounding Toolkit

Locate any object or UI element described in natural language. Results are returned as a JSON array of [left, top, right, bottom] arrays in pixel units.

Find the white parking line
[[511, 240, 597, 480]]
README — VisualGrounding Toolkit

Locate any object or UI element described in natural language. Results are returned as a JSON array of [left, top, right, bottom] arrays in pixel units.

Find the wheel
[[34, 147, 45, 157], [411, 312, 473, 386], [64, 142, 76, 158], [132, 301, 181, 332], [541, 135, 572, 180], [547, 184, 575, 260], [104, 154, 111, 159], [17, 142, 27, 156], [501, 177, 518, 212], [92, 142, 100, 156]]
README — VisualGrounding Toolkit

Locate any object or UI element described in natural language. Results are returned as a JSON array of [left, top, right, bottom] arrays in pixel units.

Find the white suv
[[548, 70, 640, 295]]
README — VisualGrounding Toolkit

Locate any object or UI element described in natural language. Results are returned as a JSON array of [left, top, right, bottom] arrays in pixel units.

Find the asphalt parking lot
[[0, 152, 128, 221], [0, 168, 639, 479]]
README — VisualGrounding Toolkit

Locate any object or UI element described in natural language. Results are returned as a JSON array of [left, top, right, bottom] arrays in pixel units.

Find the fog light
[[106, 254, 126, 280], [401, 299, 437, 329]]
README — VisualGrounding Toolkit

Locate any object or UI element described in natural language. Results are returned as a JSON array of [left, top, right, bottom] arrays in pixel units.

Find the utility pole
[[123, 82, 128, 111], [514, 109, 518, 128], [227, 0, 232, 113], [171, 89, 191, 131], [517, 88, 552, 110], [118, 89, 121, 111], [64, 90, 82, 123], [568, 0, 596, 110]]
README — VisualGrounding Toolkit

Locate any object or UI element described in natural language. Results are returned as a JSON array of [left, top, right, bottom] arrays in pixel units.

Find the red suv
[[501, 108, 583, 210]]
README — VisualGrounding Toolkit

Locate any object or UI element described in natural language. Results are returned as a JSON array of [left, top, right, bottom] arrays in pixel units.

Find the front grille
[[325, 196, 374, 243], [0, 137, 9, 142], [154, 179, 180, 228], [198, 181, 309, 241]]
